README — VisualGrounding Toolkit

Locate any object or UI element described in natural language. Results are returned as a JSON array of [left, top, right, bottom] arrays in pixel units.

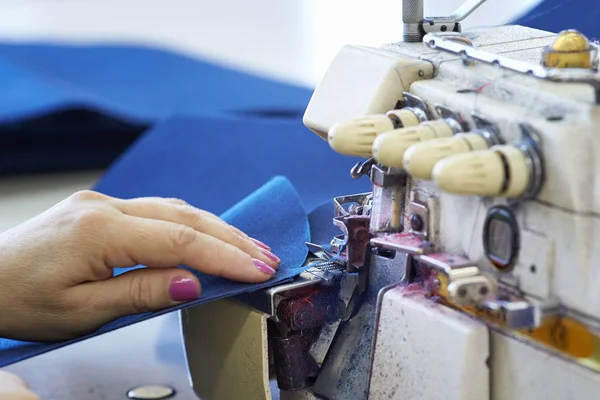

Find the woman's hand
[[0, 190, 280, 342], [0, 371, 39, 400]]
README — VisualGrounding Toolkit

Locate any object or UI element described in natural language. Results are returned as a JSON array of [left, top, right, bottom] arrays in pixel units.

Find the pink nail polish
[[169, 277, 199, 302], [261, 248, 281, 263], [253, 259, 276, 276], [251, 238, 271, 250]]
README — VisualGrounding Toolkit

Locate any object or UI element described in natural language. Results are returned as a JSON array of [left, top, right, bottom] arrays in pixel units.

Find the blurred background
[[0, 0, 542, 87], [0, 0, 544, 398], [0, 0, 541, 232]]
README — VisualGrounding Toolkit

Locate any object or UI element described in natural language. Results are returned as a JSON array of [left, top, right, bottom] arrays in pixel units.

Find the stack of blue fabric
[[0, 1, 587, 366]]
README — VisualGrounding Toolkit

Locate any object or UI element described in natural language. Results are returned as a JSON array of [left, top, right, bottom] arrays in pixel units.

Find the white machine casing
[[302, 14, 600, 400], [182, 1, 600, 399]]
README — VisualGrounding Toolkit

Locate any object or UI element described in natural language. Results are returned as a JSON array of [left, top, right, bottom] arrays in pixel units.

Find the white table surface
[[0, 0, 539, 398]]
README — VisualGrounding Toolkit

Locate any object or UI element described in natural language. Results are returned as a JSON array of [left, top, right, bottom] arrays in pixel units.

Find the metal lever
[[431, 0, 488, 23], [403, 0, 489, 42]]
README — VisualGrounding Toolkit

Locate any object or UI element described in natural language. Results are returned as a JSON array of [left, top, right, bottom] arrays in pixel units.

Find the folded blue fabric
[[513, 0, 600, 39], [0, 43, 312, 174], [0, 175, 312, 367]]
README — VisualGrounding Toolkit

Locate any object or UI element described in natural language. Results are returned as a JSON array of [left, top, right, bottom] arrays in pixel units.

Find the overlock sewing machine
[[181, 0, 600, 398]]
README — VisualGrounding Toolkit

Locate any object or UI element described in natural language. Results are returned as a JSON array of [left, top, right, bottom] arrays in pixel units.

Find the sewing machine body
[[182, 2, 600, 398]]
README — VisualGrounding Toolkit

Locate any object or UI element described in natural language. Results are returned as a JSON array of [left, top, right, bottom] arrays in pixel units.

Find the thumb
[[0, 370, 40, 400], [81, 268, 202, 318]]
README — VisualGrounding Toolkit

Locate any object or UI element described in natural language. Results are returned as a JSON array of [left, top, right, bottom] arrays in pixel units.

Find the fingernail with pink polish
[[169, 277, 199, 302], [251, 238, 271, 250], [261, 248, 281, 263], [253, 259, 276, 276]]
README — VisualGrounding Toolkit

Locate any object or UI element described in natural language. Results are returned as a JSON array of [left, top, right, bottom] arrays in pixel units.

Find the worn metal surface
[[312, 251, 409, 399]]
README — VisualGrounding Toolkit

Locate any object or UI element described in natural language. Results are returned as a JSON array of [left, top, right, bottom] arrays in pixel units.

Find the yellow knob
[[403, 133, 490, 179], [328, 115, 393, 157], [542, 29, 593, 69], [432, 145, 529, 198], [328, 109, 421, 157], [372, 119, 455, 169]]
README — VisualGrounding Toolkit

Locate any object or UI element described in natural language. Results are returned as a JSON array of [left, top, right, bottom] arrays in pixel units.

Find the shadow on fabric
[[0, 43, 312, 175]]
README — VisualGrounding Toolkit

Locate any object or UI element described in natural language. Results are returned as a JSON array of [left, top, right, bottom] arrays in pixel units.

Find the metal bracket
[[403, 91, 431, 121], [471, 113, 503, 146], [237, 271, 325, 321], [419, 252, 497, 305], [402, 0, 488, 42], [371, 232, 435, 256], [476, 299, 540, 329], [435, 104, 470, 132], [332, 193, 373, 249], [350, 158, 376, 179], [424, 0, 488, 29], [407, 201, 429, 239], [423, 32, 600, 104]]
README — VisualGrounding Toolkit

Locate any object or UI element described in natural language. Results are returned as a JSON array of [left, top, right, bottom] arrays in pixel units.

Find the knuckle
[[165, 197, 189, 207], [201, 210, 220, 221], [214, 242, 247, 277], [230, 225, 249, 238], [179, 204, 204, 223], [228, 228, 247, 248], [168, 224, 198, 253], [175, 205, 214, 232], [127, 275, 153, 313], [69, 190, 104, 202]]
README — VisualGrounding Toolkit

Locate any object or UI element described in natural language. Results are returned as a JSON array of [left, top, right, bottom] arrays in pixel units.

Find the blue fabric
[[0, 115, 370, 367], [0, 43, 311, 123], [308, 200, 339, 249], [93, 115, 370, 215], [0, 43, 312, 174], [0, 176, 310, 366], [513, 0, 600, 40]]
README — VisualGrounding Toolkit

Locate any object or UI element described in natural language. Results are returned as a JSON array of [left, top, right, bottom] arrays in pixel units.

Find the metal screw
[[458, 288, 467, 297], [410, 214, 424, 231], [418, 69, 425, 77], [530, 265, 537, 273], [479, 286, 489, 296]]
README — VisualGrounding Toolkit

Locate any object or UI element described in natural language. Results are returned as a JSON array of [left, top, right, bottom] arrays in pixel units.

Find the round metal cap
[[127, 384, 176, 399]]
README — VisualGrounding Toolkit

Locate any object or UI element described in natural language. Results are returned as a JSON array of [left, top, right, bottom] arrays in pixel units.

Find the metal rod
[[403, 0, 424, 42]]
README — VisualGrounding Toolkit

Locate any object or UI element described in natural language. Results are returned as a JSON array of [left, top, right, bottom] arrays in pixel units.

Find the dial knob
[[372, 119, 456, 169], [542, 29, 592, 69], [328, 109, 422, 157], [403, 133, 490, 179], [432, 145, 529, 198]]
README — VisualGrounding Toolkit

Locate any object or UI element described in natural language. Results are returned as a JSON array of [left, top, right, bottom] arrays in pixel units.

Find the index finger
[[104, 215, 277, 283]]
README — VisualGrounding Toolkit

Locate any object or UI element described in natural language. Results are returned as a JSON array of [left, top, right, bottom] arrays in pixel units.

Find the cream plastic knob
[[372, 119, 455, 169], [328, 110, 423, 157], [403, 133, 490, 179], [328, 114, 395, 157], [432, 145, 530, 198]]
